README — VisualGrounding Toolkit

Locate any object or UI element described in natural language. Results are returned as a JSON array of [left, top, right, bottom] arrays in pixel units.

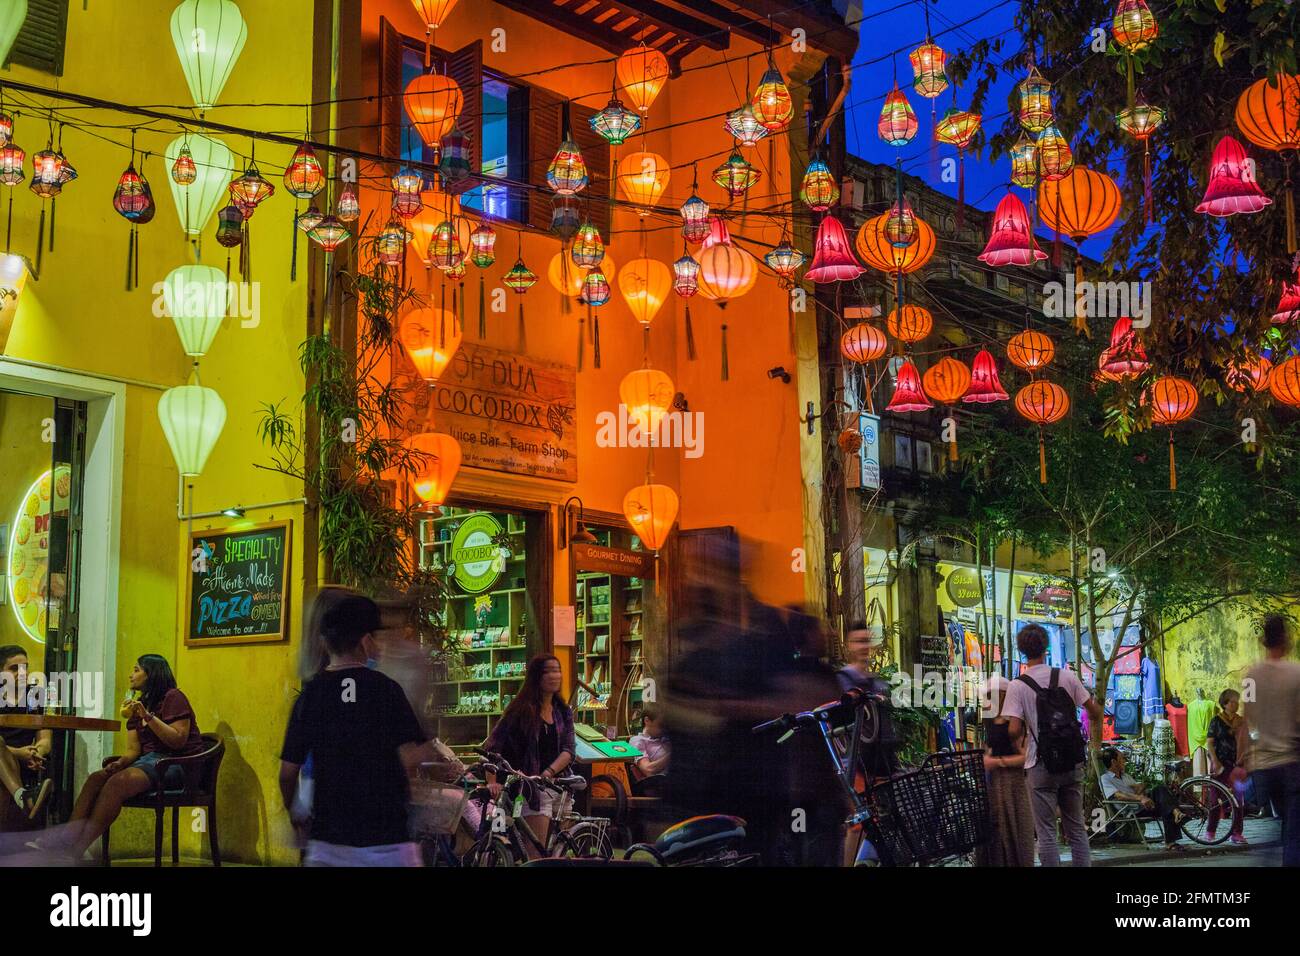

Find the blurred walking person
[[1242, 614, 1300, 866]]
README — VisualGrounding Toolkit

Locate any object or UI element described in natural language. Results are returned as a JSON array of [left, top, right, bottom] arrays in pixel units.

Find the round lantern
[[923, 357, 972, 460], [619, 257, 672, 326], [170, 0, 247, 110], [800, 157, 840, 212], [158, 383, 227, 477], [1039, 166, 1122, 333], [162, 264, 226, 357], [616, 45, 669, 114], [841, 323, 888, 363], [1269, 356, 1300, 407], [695, 218, 758, 304], [886, 360, 933, 412], [400, 308, 461, 382], [617, 151, 669, 214], [1196, 135, 1272, 217], [404, 73, 463, 147], [1224, 352, 1272, 394], [620, 367, 675, 432], [1235, 74, 1300, 152], [1007, 329, 1055, 372], [623, 482, 678, 551], [1144, 375, 1198, 489], [1015, 380, 1070, 484], [886, 304, 933, 347], [165, 133, 233, 235], [879, 85, 918, 147], [751, 61, 793, 131], [407, 432, 462, 505], [855, 213, 936, 274], [909, 40, 948, 98]]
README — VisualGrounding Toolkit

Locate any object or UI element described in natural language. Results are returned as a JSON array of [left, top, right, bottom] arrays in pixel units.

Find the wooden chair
[[101, 733, 224, 867]]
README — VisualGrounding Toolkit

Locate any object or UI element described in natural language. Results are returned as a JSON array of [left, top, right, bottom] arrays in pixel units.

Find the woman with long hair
[[53, 654, 204, 860], [482, 654, 574, 857]]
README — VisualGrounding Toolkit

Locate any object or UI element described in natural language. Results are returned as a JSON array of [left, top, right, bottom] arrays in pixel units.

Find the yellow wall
[[1161, 605, 1291, 704]]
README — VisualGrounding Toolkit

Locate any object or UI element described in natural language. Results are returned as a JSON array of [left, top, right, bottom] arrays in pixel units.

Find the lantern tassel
[[4, 192, 12, 253], [787, 289, 796, 355], [458, 281, 466, 333], [956, 152, 965, 230], [439, 306, 446, 350], [478, 274, 486, 338], [1038, 433, 1047, 485], [225, 251, 232, 283], [1168, 432, 1177, 491], [1285, 166, 1297, 255], [1074, 257, 1089, 338], [949, 423, 957, 462], [290, 209, 299, 282], [49, 198, 56, 253], [125, 227, 134, 292], [593, 314, 602, 369], [35, 206, 44, 275], [685, 303, 697, 361], [518, 301, 526, 352], [1126, 58, 1135, 112], [578, 314, 586, 371], [1143, 142, 1153, 227], [721, 323, 730, 382]]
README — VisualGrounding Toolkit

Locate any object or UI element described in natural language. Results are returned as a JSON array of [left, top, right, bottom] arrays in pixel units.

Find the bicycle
[[463, 749, 614, 865], [1099, 742, 1238, 847]]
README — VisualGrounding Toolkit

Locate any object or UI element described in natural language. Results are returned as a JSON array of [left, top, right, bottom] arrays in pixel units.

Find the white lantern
[[169, 0, 247, 111], [0, 1, 28, 67], [165, 133, 233, 236], [158, 384, 227, 477], [163, 264, 226, 357]]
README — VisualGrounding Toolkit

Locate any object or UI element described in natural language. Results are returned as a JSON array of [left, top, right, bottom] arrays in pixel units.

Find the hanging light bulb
[[170, 0, 247, 111], [725, 103, 768, 147], [590, 94, 641, 146], [800, 157, 840, 212]]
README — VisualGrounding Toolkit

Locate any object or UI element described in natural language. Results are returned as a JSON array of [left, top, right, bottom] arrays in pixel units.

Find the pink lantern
[[1195, 135, 1272, 217], [804, 216, 864, 283], [978, 192, 1046, 267]]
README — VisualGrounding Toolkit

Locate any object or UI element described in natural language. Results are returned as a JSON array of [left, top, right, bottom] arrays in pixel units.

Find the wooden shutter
[[527, 85, 565, 232], [378, 16, 405, 161], [444, 40, 482, 195], [8, 0, 68, 76], [570, 101, 612, 239]]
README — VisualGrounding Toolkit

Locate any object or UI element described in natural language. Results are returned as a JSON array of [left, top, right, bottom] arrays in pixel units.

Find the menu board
[[185, 520, 291, 647]]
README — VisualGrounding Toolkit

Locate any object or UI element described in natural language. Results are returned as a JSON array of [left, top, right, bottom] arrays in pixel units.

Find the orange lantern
[[1270, 355, 1300, 407], [617, 151, 670, 214], [407, 431, 462, 505], [619, 257, 672, 326], [923, 357, 972, 460], [404, 73, 463, 147], [399, 308, 461, 382], [1015, 381, 1070, 483], [408, 188, 466, 266], [1235, 74, 1300, 251], [620, 367, 675, 432], [887, 304, 933, 347], [616, 45, 669, 114], [1039, 167, 1122, 335], [1007, 329, 1056, 373], [1144, 375, 1198, 489], [1224, 352, 1273, 394], [855, 213, 936, 274], [623, 482, 678, 551], [548, 250, 616, 297], [841, 323, 888, 363], [412, 0, 459, 29]]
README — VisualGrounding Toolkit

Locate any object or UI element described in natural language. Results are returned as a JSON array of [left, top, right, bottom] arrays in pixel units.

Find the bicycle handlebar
[[750, 686, 887, 736]]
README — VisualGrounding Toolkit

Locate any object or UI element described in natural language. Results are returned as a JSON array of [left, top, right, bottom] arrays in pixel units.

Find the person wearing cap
[[976, 673, 1035, 866]]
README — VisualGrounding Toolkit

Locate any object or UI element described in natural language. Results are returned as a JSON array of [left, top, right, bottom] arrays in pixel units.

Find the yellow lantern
[[616, 45, 669, 114], [399, 308, 461, 382], [623, 482, 679, 551], [548, 251, 615, 296], [407, 432, 462, 505], [618, 257, 672, 326], [404, 73, 463, 147], [619, 367, 675, 432], [617, 151, 670, 214]]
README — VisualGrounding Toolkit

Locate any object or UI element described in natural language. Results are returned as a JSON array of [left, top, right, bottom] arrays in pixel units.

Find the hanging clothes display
[[1140, 656, 1163, 724], [1165, 699, 1189, 755]]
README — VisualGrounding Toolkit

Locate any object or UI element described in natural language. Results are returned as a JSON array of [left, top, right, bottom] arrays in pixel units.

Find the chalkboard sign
[[185, 520, 291, 647]]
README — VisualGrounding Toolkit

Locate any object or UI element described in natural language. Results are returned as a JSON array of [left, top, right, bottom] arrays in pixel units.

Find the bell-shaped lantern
[[979, 192, 1046, 267], [623, 482, 679, 551], [162, 265, 227, 357], [1098, 316, 1149, 380], [407, 432, 462, 505], [963, 349, 1009, 403], [400, 308, 461, 382], [158, 382, 227, 477], [1196, 135, 1272, 217], [805, 216, 864, 283], [165, 133, 232, 235], [887, 360, 933, 412], [170, 0, 247, 111], [1272, 270, 1300, 325]]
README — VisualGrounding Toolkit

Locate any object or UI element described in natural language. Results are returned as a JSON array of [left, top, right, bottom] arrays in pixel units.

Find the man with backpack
[[1002, 623, 1103, 866]]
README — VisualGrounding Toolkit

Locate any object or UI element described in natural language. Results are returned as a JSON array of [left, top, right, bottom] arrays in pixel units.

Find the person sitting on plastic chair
[[1100, 747, 1183, 850]]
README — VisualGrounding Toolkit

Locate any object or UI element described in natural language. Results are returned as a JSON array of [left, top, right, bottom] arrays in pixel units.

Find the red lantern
[[1015, 381, 1070, 483], [841, 323, 888, 364], [804, 216, 864, 283], [1144, 375, 1198, 489], [1196, 135, 1271, 217], [1273, 270, 1300, 325], [979, 192, 1046, 267], [1007, 329, 1055, 372], [886, 360, 933, 413], [963, 349, 1009, 403], [1097, 317, 1150, 380], [1270, 356, 1300, 407]]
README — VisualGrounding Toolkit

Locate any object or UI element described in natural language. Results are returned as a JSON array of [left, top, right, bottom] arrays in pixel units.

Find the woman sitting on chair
[[51, 654, 204, 860]]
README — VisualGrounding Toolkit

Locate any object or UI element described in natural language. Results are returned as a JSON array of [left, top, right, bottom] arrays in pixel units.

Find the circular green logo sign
[[451, 513, 505, 594], [945, 567, 983, 607]]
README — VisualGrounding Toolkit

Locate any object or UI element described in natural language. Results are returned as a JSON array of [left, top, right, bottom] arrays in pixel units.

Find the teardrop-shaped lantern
[[805, 216, 864, 283], [620, 367, 675, 432], [1112, 0, 1158, 52], [404, 73, 464, 147], [170, 0, 248, 111], [547, 138, 588, 195], [963, 349, 1009, 403], [616, 45, 669, 114], [579, 269, 611, 307], [884, 198, 917, 248], [1196, 135, 1272, 217], [751, 61, 793, 131], [165, 133, 233, 235], [158, 382, 227, 477], [800, 157, 840, 212], [886, 360, 933, 412], [572, 223, 605, 269], [400, 308, 461, 382], [617, 151, 669, 213], [336, 185, 361, 223], [407, 432, 462, 505], [979, 192, 1046, 267], [878, 85, 918, 147], [171, 141, 197, 186], [623, 482, 678, 550], [162, 264, 226, 357], [284, 141, 325, 199], [619, 257, 672, 326]]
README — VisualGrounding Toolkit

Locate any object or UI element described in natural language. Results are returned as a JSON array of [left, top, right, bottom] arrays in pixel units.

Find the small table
[[0, 714, 121, 733]]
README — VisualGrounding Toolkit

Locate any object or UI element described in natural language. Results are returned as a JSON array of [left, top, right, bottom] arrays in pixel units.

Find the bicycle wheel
[[560, 822, 613, 860], [466, 834, 520, 867], [622, 842, 666, 866], [1175, 776, 1235, 846]]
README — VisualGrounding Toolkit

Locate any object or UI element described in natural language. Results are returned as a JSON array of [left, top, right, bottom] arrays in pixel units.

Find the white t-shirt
[[1000, 664, 1092, 770], [1099, 770, 1140, 800], [1243, 659, 1300, 770]]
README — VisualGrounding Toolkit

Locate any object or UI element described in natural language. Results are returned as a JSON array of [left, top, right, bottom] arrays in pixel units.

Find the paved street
[[1062, 817, 1282, 867]]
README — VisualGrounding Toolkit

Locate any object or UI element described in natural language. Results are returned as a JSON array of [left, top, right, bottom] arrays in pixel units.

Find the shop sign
[[399, 342, 578, 482], [7, 466, 71, 644], [918, 634, 951, 669], [573, 542, 653, 578], [450, 513, 506, 594], [1019, 581, 1074, 616], [945, 567, 983, 607], [186, 521, 291, 646]]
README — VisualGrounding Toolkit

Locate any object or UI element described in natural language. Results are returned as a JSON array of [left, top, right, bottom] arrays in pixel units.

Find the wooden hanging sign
[[572, 542, 654, 578]]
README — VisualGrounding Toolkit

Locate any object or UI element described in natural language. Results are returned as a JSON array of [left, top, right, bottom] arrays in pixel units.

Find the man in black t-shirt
[[279, 595, 440, 866]]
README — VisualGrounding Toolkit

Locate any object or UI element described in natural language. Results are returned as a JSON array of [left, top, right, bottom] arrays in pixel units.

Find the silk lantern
[[805, 216, 864, 283], [1007, 329, 1055, 373], [162, 264, 226, 357], [680, 191, 711, 244], [884, 199, 917, 248], [1018, 67, 1053, 133], [714, 151, 760, 199], [590, 94, 641, 146], [307, 215, 349, 253], [909, 41, 948, 98], [1098, 316, 1149, 380], [725, 104, 768, 147], [879, 85, 918, 147], [886, 360, 932, 412], [695, 217, 758, 303], [1112, 0, 1157, 51], [165, 133, 232, 235], [887, 304, 933, 346], [800, 157, 840, 212], [855, 213, 936, 274], [407, 432, 462, 505], [1269, 356, 1300, 407], [405, 73, 463, 147], [170, 0, 247, 111], [1039, 167, 1122, 334], [547, 137, 588, 196], [336, 185, 361, 223], [572, 223, 605, 269], [400, 308, 461, 382], [1010, 136, 1038, 188], [620, 367, 675, 432], [764, 241, 807, 283], [618, 151, 669, 214], [623, 482, 678, 552], [841, 323, 888, 364], [1224, 352, 1272, 394], [1145, 375, 1198, 489], [617, 45, 669, 114], [1116, 100, 1166, 224], [963, 349, 1009, 403], [171, 141, 197, 185], [1236, 74, 1300, 250], [619, 257, 671, 326], [923, 357, 971, 460], [1015, 380, 1069, 483], [158, 382, 227, 477], [1196, 135, 1271, 217], [979, 192, 1045, 266], [1273, 271, 1300, 325], [1036, 125, 1074, 181], [751, 58, 793, 131]]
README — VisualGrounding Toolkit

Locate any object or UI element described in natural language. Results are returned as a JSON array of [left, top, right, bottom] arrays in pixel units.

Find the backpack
[[1017, 669, 1086, 773]]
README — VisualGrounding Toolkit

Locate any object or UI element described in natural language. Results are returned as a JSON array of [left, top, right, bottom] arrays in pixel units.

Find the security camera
[[767, 366, 791, 384]]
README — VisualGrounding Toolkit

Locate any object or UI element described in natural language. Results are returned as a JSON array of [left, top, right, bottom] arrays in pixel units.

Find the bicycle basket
[[868, 749, 990, 864], [408, 782, 469, 837]]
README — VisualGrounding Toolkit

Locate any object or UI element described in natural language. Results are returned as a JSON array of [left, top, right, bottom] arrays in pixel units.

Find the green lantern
[[169, 0, 248, 111], [162, 264, 227, 357], [165, 133, 233, 235]]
